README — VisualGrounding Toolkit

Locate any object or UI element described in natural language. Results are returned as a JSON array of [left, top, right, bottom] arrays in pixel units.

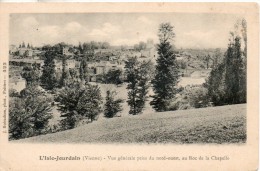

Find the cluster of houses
[[9, 40, 157, 93]]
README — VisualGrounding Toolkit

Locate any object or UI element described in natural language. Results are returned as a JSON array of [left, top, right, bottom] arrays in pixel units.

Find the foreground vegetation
[[16, 104, 246, 144]]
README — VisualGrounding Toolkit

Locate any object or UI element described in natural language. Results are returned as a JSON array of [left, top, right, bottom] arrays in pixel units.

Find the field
[[16, 104, 246, 144]]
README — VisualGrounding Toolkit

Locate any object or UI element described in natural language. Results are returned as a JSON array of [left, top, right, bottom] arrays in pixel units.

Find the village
[[9, 40, 214, 93]]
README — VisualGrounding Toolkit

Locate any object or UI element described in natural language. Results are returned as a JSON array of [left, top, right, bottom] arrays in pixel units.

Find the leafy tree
[[9, 87, 52, 140], [134, 41, 147, 51], [41, 51, 57, 90], [42, 44, 52, 51], [56, 81, 102, 130], [104, 90, 123, 118], [27, 43, 30, 49], [103, 69, 123, 85], [150, 23, 180, 112], [101, 42, 110, 49], [21, 63, 41, 87]]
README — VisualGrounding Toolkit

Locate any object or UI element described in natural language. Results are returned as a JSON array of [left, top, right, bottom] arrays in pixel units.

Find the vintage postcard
[[0, 2, 258, 171]]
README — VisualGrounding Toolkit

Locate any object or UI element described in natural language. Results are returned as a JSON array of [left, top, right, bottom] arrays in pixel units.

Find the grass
[[16, 104, 246, 144]]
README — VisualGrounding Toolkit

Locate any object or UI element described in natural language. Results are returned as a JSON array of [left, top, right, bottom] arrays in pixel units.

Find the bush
[[168, 85, 210, 111]]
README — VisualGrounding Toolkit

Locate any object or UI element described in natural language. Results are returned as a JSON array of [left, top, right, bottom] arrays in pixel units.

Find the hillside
[[15, 104, 246, 144]]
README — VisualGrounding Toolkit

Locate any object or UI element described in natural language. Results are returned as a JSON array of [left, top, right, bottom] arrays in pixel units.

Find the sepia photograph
[[0, 2, 258, 171], [8, 13, 247, 144]]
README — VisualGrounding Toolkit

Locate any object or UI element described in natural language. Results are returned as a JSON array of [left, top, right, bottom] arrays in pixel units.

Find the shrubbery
[[168, 85, 210, 110], [9, 86, 52, 140]]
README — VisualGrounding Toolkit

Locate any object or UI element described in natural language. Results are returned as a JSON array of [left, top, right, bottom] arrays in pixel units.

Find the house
[[9, 78, 26, 92]]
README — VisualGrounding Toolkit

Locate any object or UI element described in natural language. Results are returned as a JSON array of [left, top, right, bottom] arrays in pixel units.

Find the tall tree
[[59, 56, 69, 87], [125, 57, 152, 115], [41, 51, 57, 90], [79, 42, 83, 54], [136, 60, 152, 113], [150, 23, 180, 112], [225, 37, 244, 104], [79, 59, 89, 83], [206, 19, 247, 105], [104, 90, 123, 118], [125, 57, 140, 115]]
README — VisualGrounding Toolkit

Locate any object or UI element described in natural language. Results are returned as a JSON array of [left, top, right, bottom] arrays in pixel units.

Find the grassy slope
[[16, 104, 246, 144]]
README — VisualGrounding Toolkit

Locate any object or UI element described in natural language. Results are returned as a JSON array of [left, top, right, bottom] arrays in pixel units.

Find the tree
[[79, 59, 89, 83], [41, 51, 57, 90], [103, 69, 123, 85], [104, 90, 124, 118], [56, 81, 102, 130], [212, 48, 222, 69], [59, 56, 70, 87], [79, 42, 83, 54], [125, 57, 140, 115], [22, 42, 25, 48], [150, 23, 180, 112], [27, 43, 30, 49], [9, 86, 52, 140], [205, 63, 226, 106], [101, 42, 110, 49], [225, 37, 244, 104], [136, 60, 152, 113], [21, 63, 41, 87], [125, 57, 152, 115], [204, 54, 210, 69], [205, 19, 247, 105]]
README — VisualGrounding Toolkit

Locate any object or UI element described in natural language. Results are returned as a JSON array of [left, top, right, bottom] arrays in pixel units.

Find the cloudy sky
[[10, 13, 243, 49]]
